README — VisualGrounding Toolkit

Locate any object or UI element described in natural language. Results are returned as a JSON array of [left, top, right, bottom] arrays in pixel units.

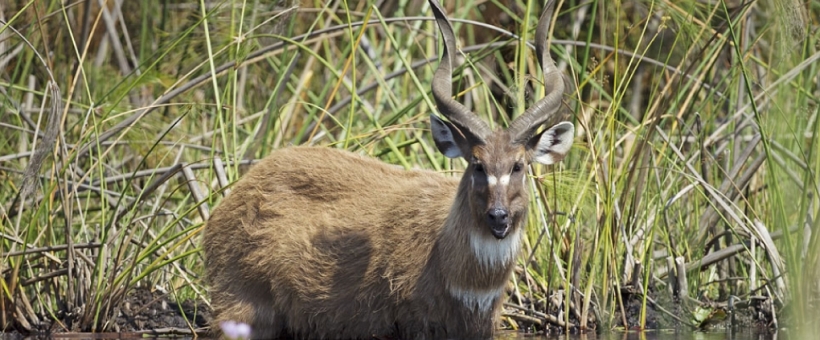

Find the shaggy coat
[[203, 146, 522, 339], [203, 0, 574, 338]]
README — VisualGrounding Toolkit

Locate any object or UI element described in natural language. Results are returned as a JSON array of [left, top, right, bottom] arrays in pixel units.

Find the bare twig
[[0, 243, 102, 257], [182, 165, 209, 221], [213, 157, 231, 197]]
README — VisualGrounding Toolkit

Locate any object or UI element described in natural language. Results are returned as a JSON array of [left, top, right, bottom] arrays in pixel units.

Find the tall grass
[[1, 0, 817, 335]]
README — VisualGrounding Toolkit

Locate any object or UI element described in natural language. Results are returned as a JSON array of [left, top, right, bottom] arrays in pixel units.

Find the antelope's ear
[[430, 114, 470, 159], [530, 121, 574, 165]]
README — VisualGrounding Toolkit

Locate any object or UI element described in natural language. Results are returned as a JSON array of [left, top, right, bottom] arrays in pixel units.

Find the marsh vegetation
[[1, 0, 818, 337]]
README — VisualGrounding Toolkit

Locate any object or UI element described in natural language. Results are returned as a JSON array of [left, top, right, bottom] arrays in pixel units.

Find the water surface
[[495, 330, 788, 340], [3, 330, 791, 340]]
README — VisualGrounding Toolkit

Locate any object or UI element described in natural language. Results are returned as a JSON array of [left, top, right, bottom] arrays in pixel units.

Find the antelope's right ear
[[430, 114, 470, 158], [530, 121, 574, 165]]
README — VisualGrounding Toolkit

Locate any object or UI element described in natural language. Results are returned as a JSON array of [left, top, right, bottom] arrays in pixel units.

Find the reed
[[0, 0, 817, 335]]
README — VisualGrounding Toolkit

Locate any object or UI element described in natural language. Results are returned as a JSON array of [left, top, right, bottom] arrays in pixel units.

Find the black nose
[[487, 208, 510, 227]]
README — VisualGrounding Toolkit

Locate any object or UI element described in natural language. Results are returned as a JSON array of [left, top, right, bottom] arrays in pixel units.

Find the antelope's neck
[[437, 183, 522, 313]]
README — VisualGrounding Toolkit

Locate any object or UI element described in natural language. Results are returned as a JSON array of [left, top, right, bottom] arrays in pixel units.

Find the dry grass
[[1, 0, 818, 335]]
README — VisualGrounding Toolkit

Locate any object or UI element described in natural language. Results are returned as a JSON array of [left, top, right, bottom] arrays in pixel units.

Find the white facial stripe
[[486, 174, 511, 187], [469, 227, 521, 269], [449, 285, 505, 313], [486, 175, 497, 186], [499, 174, 510, 186]]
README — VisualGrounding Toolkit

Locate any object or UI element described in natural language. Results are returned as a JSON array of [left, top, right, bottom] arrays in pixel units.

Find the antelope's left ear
[[529, 121, 575, 165]]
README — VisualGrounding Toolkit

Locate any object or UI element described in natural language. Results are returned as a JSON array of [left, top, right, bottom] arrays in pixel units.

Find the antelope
[[202, 0, 574, 338]]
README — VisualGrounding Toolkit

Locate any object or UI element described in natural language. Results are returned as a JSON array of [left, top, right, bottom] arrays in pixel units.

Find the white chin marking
[[487, 175, 497, 186], [469, 227, 521, 269], [449, 285, 505, 313]]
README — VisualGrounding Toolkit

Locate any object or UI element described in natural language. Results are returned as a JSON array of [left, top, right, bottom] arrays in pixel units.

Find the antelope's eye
[[474, 164, 484, 173], [512, 163, 522, 172]]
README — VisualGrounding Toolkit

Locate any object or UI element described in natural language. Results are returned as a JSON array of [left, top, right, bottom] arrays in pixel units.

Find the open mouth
[[490, 223, 510, 239]]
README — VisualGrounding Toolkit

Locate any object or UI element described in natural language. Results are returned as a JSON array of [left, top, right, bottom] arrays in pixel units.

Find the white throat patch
[[449, 285, 505, 313], [469, 227, 521, 269]]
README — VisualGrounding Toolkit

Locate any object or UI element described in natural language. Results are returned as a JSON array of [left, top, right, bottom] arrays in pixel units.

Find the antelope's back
[[203, 146, 459, 336]]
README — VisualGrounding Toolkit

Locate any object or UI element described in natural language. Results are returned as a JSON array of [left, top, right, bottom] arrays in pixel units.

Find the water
[[496, 330, 791, 340], [5, 330, 793, 340]]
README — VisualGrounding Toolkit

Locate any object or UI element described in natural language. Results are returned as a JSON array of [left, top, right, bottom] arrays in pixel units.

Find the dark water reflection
[[495, 330, 793, 340], [3, 330, 798, 340]]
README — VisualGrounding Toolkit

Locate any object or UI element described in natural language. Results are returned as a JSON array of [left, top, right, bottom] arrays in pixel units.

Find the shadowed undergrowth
[[1, 0, 818, 336]]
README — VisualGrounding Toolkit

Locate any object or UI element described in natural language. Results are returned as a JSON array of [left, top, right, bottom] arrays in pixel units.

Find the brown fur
[[203, 145, 528, 339], [203, 1, 574, 337]]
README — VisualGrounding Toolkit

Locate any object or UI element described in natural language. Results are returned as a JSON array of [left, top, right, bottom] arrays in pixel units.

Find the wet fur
[[203, 147, 522, 339]]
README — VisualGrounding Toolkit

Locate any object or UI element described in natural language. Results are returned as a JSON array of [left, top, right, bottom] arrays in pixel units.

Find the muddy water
[[2, 326, 801, 340], [7, 331, 792, 340], [496, 330, 793, 340]]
